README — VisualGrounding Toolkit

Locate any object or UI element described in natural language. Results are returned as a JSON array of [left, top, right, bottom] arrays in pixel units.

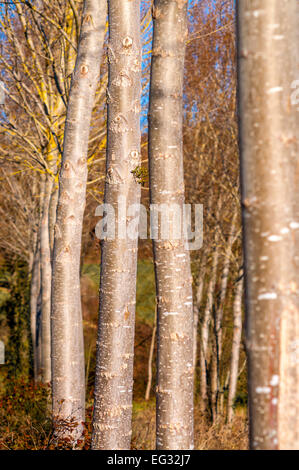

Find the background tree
[[0, 0, 78, 380], [0, 0, 269, 450], [0, 0, 107, 384], [183, 0, 243, 423], [227, 271, 243, 423]]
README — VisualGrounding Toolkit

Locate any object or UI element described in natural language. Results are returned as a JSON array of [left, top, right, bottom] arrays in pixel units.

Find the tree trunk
[[35, 178, 45, 383], [227, 274, 243, 423], [51, 0, 106, 444], [145, 305, 157, 401], [148, 0, 194, 450], [193, 306, 199, 375], [210, 211, 238, 419], [199, 234, 219, 413], [35, 286, 43, 382], [30, 240, 41, 380], [91, 0, 141, 450], [210, 331, 218, 423], [193, 265, 206, 377], [219, 368, 230, 417], [237, 0, 299, 449], [40, 176, 53, 384], [49, 185, 58, 256], [215, 211, 238, 363]]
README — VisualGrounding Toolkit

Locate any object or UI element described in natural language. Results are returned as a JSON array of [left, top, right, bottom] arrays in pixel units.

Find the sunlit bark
[[91, 0, 141, 450], [51, 0, 106, 443], [148, 0, 194, 450]]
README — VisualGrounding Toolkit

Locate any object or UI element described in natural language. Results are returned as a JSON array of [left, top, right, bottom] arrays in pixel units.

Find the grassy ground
[[0, 376, 248, 450]]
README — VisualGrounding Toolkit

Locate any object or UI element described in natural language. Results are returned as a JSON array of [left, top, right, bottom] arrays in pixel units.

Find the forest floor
[[0, 376, 248, 450]]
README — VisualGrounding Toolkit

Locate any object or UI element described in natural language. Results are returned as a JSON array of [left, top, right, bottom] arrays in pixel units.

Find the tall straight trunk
[[219, 368, 230, 417], [199, 234, 219, 413], [227, 274, 243, 423], [34, 178, 45, 382], [30, 240, 40, 380], [148, 0, 194, 450], [210, 332, 218, 422], [193, 265, 206, 376], [194, 199, 210, 396], [28, 178, 39, 275], [49, 185, 58, 256], [237, 0, 299, 449], [40, 176, 53, 383], [215, 212, 238, 362], [52, 0, 106, 443], [35, 286, 43, 382], [192, 306, 199, 374], [38, 181, 58, 383], [91, 0, 141, 450], [294, 7, 299, 453], [145, 305, 157, 401], [210, 212, 238, 418]]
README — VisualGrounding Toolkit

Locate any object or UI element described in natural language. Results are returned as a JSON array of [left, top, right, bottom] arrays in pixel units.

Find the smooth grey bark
[[91, 0, 141, 450], [215, 212, 238, 363], [148, 0, 194, 450], [227, 274, 243, 423], [193, 264, 206, 377], [294, 6, 299, 453], [51, 0, 106, 443], [210, 212, 239, 419], [40, 176, 53, 383], [237, 0, 299, 449], [199, 232, 219, 413]]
